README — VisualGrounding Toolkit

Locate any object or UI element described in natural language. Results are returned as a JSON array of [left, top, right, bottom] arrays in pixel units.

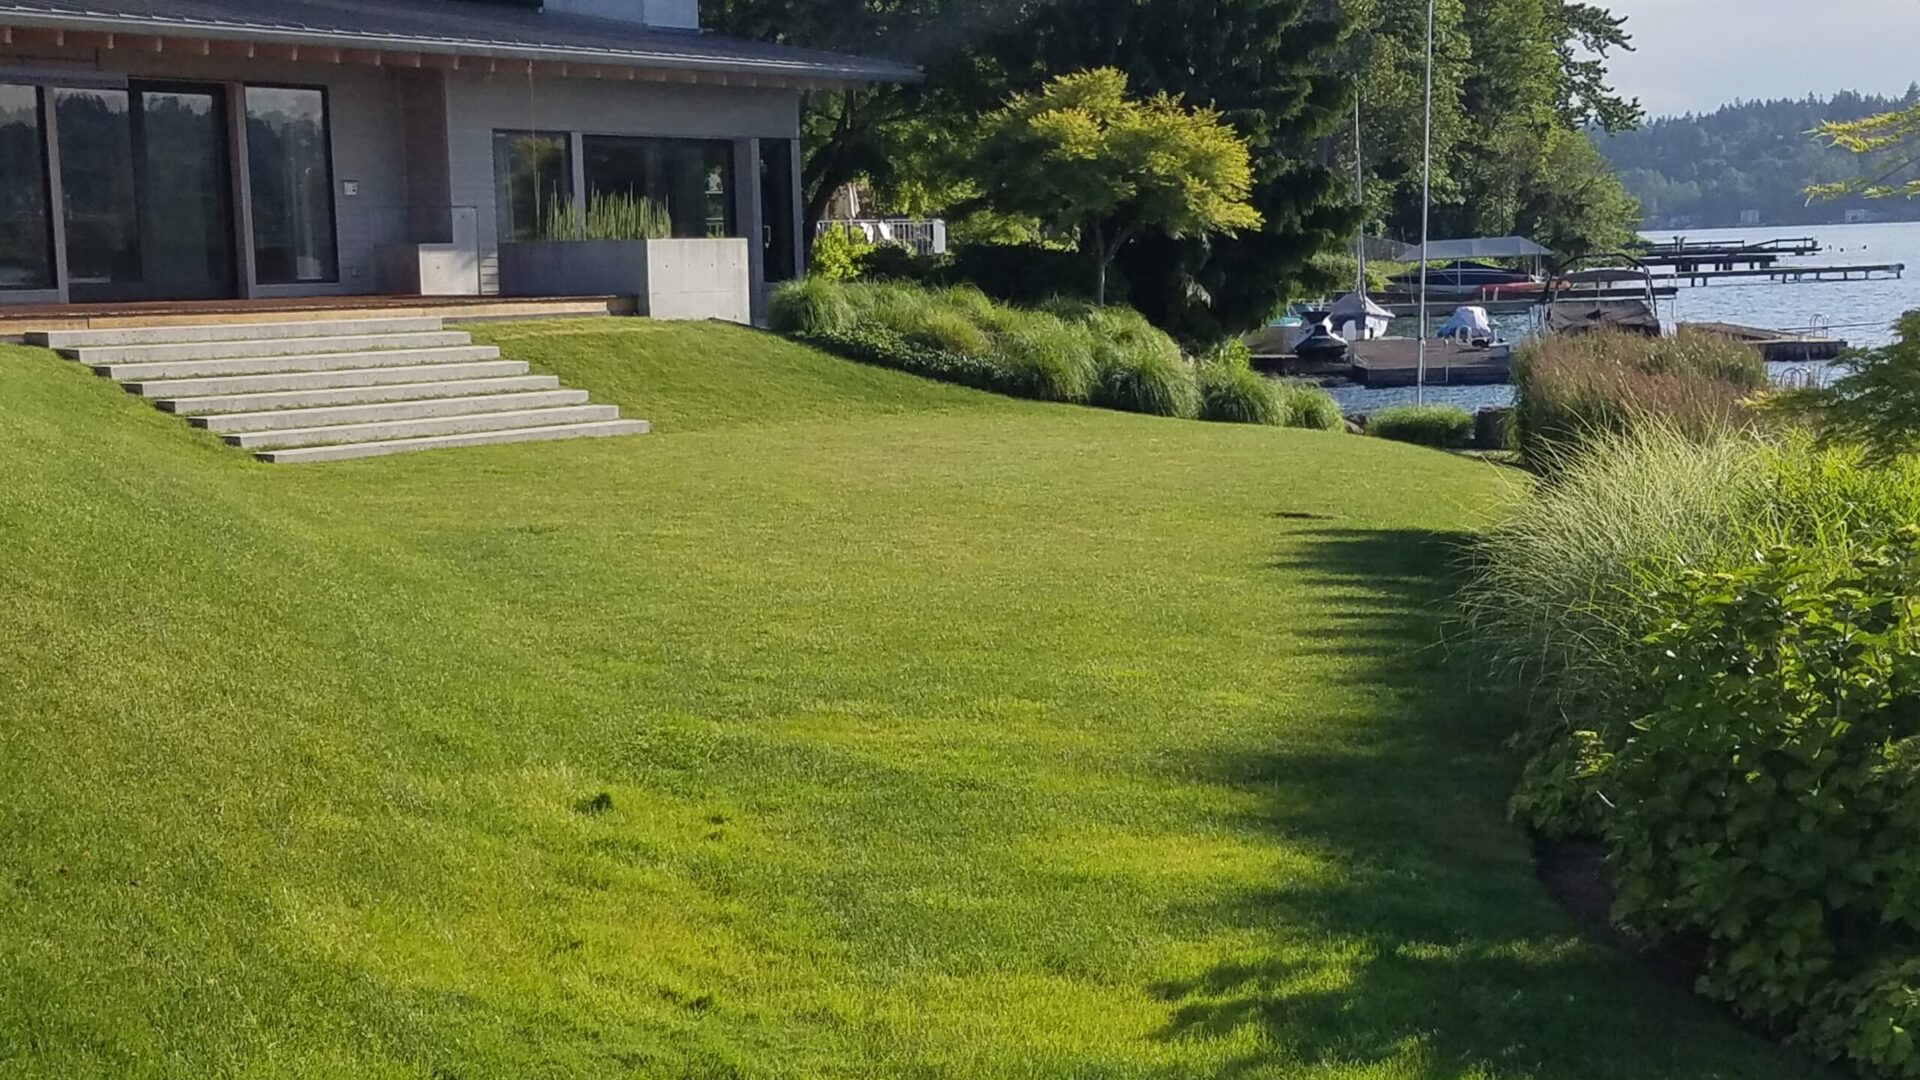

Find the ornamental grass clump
[[1512, 328, 1767, 469], [1197, 363, 1283, 426], [770, 280, 1239, 421], [1273, 380, 1343, 431], [1367, 404, 1474, 448]]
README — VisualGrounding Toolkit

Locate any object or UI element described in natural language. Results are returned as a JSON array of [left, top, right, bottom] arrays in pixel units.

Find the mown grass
[[0, 319, 1826, 1078]]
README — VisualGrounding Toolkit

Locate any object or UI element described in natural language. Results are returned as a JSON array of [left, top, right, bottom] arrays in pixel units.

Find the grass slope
[[0, 320, 1822, 1078]]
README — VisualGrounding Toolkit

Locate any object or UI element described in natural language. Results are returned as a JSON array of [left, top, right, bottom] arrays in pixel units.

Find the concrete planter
[[498, 238, 751, 324]]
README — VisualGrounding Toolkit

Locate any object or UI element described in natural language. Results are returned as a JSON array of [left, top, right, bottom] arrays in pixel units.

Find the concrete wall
[[497, 238, 751, 323]]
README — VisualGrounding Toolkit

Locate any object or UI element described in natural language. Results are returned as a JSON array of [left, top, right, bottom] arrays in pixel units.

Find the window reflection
[[55, 87, 140, 288], [493, 131, 572, 242], [0, 83, 52, 291], [246, 86, 337, 284], [581, 136, 734, 239]]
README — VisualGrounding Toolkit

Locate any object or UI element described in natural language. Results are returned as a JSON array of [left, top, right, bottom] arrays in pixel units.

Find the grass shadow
[[1146, 526, 1832, 1079]]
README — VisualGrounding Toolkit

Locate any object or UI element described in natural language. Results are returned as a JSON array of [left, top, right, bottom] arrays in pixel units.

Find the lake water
[[1322, 221, 1920, 414]]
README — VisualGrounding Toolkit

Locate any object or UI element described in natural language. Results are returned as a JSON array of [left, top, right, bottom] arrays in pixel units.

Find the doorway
[[55, 81, 236, 302]]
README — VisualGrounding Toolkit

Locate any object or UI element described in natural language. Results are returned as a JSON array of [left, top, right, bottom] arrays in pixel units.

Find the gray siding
[[443, 72, 801, 294]]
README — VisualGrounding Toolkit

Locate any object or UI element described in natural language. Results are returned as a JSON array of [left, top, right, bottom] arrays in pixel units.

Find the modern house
[[0, 0, 918, 317]]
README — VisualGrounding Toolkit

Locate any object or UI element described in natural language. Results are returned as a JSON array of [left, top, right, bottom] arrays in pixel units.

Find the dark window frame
[[244, 81, 340, 286]]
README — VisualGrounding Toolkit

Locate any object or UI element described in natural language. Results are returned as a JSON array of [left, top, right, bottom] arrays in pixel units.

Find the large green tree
[[981, 0, 1359, 342], [973, 68, 1263, 304], [1346, 0, 1642, 254]]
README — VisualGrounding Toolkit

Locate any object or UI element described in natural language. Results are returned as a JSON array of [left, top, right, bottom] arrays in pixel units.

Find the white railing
[[817, 218, 949, 257]]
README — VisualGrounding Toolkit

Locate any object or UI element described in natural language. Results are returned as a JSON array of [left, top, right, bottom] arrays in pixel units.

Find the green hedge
[[770, 279, 1340, 429], [1367, 404, 1474, 448]]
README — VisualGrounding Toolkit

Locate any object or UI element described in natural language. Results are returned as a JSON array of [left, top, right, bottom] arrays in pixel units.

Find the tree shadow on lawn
[[1146, 526, 1831, 1079]]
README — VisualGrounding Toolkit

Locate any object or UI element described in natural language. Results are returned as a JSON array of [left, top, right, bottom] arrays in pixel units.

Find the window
[[581, 136, 734, 239], [492, 131, 572, 242], [0, 83, 53, 290], [54, 87, 139, 289], [246, 86, 338, 284]]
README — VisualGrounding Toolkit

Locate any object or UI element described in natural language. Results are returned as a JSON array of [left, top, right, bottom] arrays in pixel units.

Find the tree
[[974, 69, 1262, 305], [1811, 92, 1920, 203], [699, 0, 1009, 242], [980, 0, 1358, 342]]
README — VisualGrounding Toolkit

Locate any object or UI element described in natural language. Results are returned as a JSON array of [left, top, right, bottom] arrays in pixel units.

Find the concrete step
[[94, 345, 502, 381], [155, 375, 565, 416], [225, 405, 624, 450], [257, 419, 652, 463], [125, 360, 531, 399], [191, 389, 594, 433], [63, 331, 473, 364], [26, 317, 445, 348]]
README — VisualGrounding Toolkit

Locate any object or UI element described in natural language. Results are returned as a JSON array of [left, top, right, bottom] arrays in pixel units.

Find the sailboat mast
[[1354, 91, 1366, 299]]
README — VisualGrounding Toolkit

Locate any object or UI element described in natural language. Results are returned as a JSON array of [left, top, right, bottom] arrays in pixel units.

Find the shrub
[[810, 227, 874, 282], [1512, 328, 1768, 468], [1605, 533, 1920, 1074], [768, 278, 857, 338], [1366, 404, 1474, 448], [1197, 363, 1284, 426], [1774, 309, 1920, 464], [1274, 380, 1344, 431], [856, 241, 944, 283], [1091, 344, 1199, 418], [993, 311, 1097, 402]]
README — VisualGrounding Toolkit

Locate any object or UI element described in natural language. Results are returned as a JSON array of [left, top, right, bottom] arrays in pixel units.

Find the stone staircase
[[26, 317, 649, 463]]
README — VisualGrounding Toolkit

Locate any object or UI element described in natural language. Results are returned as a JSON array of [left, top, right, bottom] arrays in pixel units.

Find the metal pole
[[1416, 0, 1434, 404], [1354, 90, 1366, 301]]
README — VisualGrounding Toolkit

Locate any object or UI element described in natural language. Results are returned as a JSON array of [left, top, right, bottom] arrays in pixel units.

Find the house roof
[[0, 0, 922, 84]]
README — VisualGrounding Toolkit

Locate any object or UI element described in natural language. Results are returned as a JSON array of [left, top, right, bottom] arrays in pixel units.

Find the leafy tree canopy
[[974, 69, 1263, 304]]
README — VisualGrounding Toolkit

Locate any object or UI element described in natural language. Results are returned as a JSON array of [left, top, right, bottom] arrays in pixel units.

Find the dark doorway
[[57, 81, 236, 302], [758, 139, 797, 283]]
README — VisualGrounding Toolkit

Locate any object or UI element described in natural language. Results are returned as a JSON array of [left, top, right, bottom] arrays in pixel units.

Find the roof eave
[[0, 9, 924, 87]]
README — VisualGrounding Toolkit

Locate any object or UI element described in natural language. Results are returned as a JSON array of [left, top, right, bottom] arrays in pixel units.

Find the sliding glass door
[[55, 82, 235, 302], [0, 84, 54, 293]]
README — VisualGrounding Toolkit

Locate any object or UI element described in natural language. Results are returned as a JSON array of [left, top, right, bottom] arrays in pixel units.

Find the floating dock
[[1683, 321, 1850, 363], [1346, 339, 1512, 387]]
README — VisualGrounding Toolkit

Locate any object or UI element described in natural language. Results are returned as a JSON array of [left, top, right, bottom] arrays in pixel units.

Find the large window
[[54, 87, 139, 290], [0, 84, 53, 291], [582, 136, 734, 239], [246, 86, 337, 284], [492, 131, 571, 242]]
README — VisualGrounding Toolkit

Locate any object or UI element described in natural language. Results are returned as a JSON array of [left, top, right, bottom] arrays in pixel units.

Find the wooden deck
[[0, 295, 636, 338]]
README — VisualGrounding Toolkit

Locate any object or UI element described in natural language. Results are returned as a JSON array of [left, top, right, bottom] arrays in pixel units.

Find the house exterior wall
[[0, 44, 806, 307], [441, 72, 802, 295]]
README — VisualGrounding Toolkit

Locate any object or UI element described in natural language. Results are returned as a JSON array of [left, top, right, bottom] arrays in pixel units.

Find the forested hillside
[[1596, 89, 1920, 228]]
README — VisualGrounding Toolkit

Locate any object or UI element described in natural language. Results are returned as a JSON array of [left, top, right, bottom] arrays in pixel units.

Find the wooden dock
[[1683, 322, 1850, 363], [1656, 263, 1904, 286], [1638, 237, 1821, 271], [1347, 339, 1512, 387]]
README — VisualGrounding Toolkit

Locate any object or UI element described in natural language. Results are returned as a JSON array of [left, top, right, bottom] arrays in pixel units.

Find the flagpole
[[1416, 0, 1434, 404]]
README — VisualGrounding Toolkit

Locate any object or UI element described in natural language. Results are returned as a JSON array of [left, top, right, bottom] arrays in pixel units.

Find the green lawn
[[0, 320, 1823, 1078]]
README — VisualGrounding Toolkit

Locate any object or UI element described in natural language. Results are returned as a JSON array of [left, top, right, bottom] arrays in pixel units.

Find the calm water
[[1323, 221, 1920, 413]]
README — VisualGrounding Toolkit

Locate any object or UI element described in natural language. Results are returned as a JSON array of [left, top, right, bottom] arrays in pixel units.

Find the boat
[[1390, 260, 1542, 297]]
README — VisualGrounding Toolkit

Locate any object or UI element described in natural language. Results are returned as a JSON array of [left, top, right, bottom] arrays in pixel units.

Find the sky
[[1600, 0, 1920, 118]]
